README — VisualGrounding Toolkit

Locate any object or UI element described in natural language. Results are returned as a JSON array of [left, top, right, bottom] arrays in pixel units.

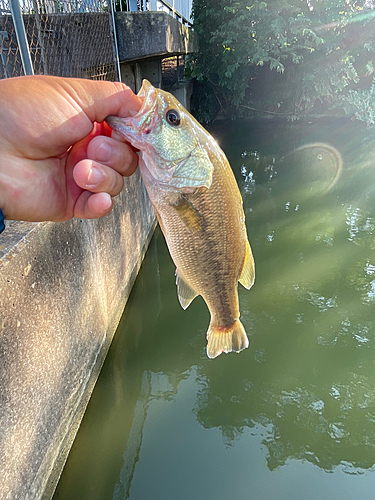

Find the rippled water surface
[[54, 119, 375, 500]]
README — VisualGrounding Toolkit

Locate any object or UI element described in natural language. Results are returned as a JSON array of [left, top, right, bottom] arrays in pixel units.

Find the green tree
[[186, 0, 375, 122]]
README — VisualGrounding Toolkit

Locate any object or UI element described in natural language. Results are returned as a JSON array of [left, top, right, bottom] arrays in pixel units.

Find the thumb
[[54, 77, 142, 123]]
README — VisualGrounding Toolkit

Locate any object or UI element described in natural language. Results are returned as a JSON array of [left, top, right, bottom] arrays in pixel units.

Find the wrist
[[0, 207, 5, 233]]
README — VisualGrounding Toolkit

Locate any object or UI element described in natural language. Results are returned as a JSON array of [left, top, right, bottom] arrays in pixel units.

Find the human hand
[[0, 75, 142, 222]]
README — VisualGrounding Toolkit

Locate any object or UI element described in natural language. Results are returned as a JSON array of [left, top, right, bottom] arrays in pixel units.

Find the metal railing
[[0, 0, 119, 79], [114, 0, 192, 26]]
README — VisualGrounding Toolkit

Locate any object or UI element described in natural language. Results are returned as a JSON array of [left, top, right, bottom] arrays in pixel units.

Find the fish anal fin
[[172, 195, 205, 233], [153, 207, 166, 235], [206, 319, 249, 359], [239, 240, 255, 290], [176, 272, 198, 310]]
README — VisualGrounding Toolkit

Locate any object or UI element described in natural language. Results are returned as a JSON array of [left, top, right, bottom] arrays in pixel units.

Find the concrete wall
[[121, 59, 162, 94], [0, 170, 156, 500], [115, 11, 197, 63], [120, 59, 193, 112], [116, 11, 197, 95]]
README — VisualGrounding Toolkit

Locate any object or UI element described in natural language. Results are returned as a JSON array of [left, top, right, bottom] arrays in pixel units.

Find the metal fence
[[0, 0, 193, 80], [0, 0, 119, 79], [162, 54, 185, 89], [114, 0, 192, 25]]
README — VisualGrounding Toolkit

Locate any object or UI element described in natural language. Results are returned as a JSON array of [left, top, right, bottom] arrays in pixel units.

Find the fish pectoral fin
[[170, 147, 213, 190], [172, 195, 205, 233], [239, 240, 255, 290], [176, 272, 198, 310]]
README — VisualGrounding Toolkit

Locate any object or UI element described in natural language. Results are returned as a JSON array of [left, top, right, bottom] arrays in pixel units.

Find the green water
[[53, 119, 375, 500]]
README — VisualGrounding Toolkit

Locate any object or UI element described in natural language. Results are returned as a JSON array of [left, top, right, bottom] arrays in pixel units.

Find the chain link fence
[[0, 0, 118, 80], [162, 54, 185, 90]]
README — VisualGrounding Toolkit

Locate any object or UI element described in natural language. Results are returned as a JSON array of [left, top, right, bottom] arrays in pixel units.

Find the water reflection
[[193, 119, 375, 473], [54, 119, 375, 500]]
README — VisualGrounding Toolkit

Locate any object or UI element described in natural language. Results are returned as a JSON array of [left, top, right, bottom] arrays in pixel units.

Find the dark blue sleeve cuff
[[0, 208, 5, 234]]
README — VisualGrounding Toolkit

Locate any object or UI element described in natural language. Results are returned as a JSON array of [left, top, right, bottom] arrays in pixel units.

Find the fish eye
[[165, 109, 181, 127]]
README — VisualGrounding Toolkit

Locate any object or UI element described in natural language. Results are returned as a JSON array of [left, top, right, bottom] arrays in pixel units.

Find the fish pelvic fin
[[239, 240, 255, 290], [206, 319, 249, 359], [176, 272, 198, 310]]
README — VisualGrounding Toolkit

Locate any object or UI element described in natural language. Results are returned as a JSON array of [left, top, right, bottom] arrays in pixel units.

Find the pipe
[[9, 0, 34, 75], [109, 0, 121, 81]]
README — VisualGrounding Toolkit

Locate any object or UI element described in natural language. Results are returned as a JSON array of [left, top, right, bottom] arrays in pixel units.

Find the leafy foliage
[[186, 0, 375, 123]]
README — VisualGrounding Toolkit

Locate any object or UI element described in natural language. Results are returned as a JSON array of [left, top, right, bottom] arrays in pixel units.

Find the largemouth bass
[[106, 80, 255, 358]]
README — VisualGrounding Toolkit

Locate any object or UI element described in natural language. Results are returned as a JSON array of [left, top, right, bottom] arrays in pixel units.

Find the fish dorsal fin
[[176, 272, 198, 310], [239, 240, 255, 290], [172, 195, 205, 233]]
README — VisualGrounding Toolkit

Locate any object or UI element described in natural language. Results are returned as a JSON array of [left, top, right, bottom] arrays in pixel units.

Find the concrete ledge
[[0, 170, 156, 500], [115, 11, 197, 62]]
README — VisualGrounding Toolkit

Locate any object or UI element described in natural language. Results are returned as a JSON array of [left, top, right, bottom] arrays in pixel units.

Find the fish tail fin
[[206, 319, 249, 359]]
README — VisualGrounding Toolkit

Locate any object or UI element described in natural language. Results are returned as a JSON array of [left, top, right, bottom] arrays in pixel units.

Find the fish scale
[[106, 80, 255, 359]]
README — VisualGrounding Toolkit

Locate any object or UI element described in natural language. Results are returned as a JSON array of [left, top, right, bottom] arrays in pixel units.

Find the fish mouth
[[125, 80, 157, 130], [133, 80, 158, 133], [137, 79, 155, 107], [105, 79, 158, 139]]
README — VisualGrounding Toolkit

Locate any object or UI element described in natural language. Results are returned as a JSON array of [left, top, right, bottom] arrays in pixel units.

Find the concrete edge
[[42, 218, 157, 500], [0, 170, 156, 500]]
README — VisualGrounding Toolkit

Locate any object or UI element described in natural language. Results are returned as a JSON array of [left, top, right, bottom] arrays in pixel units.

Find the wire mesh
[[0, 0, 118, 80], [162, 55, 185, 90]]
